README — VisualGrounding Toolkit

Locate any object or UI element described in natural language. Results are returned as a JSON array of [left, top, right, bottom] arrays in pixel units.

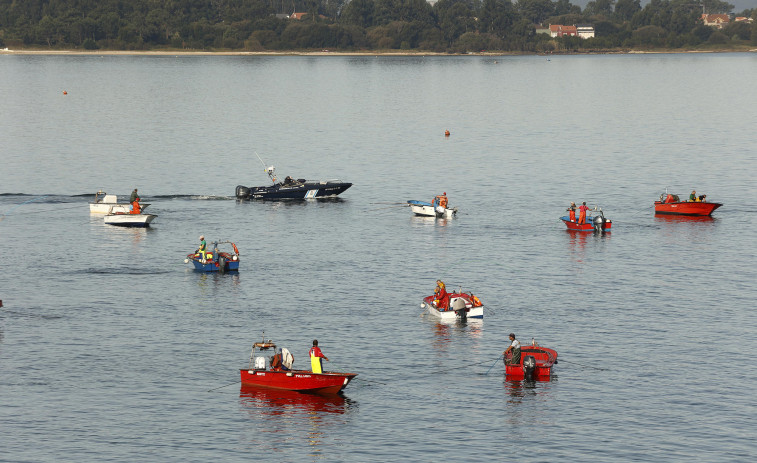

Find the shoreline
[[2, 48, 756, 56]]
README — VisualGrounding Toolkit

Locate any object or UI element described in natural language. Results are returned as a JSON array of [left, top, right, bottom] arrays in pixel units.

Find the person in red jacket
[[578, 202, 590, 224], [309, 340, 329, 374], [434, 280, 449, 309]]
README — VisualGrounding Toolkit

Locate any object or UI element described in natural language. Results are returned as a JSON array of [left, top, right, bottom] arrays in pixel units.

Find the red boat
[[560, 207, 611, 232], [504, 344, 558, 381], [240, 338, 357, 395], [655, 192, 722, 216]]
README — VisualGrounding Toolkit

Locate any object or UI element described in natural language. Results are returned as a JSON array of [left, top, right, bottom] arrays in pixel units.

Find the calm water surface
[[1, 53, 756, 462]]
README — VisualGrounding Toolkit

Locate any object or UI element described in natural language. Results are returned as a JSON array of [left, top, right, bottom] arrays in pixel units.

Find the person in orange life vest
[[130, 188, 141, 214], [568, 202, 577, 222], [434, 192, 449, 210], [434, 280, 449, 309], [578, 202, 590, 224], [309, 339, 329, 374]]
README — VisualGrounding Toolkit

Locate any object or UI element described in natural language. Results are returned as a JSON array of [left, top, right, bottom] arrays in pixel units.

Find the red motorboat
[[504, 343, 558, 381], [240, 338, 357, 395], [655, 191, 722, 216], [560, 207, 611, 232]]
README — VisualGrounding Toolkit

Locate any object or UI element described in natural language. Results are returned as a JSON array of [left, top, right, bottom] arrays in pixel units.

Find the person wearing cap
[[309, 340, 329, 374], [129, 188, 141, 214], [198, 235, 207, 260], [503, 333, 521, 365]]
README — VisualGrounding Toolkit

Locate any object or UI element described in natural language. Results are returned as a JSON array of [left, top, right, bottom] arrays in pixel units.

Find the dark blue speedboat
[[235, 163, 351, 200], [186, 241, 240, 272]]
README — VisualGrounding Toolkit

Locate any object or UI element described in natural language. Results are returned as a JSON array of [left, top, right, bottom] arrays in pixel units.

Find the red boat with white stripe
[[654, 190, 722, 216], [240, 338, 357, 395]]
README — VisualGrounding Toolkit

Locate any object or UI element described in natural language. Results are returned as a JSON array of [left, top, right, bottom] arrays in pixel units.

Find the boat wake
[[79, 268, 173, 275]]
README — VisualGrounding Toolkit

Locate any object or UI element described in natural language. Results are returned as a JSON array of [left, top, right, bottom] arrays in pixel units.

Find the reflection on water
[[564, 229, 610, 264], [193, 271, 241, 294], [238, 385, 355, 455], [655, 214, 718, 242], [425, 317, 484, 351], [502, 378, 556, 404]]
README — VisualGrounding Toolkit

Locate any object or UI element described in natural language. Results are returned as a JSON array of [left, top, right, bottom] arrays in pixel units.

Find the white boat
[[407, 200, 457, 219], [104, 205, 156, 227], [421, 292, 484, 320], [90, 191, 149, 214]]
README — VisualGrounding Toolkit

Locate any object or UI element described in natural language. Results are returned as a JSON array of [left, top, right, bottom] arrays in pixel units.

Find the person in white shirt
[[503, 333, 521, 365]]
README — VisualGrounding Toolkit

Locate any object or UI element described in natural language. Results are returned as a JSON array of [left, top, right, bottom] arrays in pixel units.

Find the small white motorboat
[[104, 204, 156, 227], [420, 291, 484, 320], [407, 200, 457, 219], [90, 190, 149, 214]]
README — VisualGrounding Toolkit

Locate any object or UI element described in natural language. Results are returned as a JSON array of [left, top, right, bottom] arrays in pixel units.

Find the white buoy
[[184, 258, 189, 263]]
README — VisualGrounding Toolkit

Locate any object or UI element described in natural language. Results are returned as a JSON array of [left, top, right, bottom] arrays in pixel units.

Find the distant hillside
[[570, 0, 757, 13]]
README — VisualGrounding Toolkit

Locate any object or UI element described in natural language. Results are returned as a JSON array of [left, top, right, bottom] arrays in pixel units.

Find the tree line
[[0, 0, 755, 52]]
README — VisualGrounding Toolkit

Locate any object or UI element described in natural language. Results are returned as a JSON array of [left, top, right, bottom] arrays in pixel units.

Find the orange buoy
[[444, 130, 450, 136], [63, 90, 67, 95]]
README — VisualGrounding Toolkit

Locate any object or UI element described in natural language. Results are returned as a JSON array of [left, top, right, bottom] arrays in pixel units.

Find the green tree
[[515, 0, 554, 24], [341, 0, 376, 27], [614, 0, 640, 21], [478, 0, 515, 38]]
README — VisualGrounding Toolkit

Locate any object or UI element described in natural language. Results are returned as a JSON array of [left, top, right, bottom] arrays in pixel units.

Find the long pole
[[484, 355, 502, 375]]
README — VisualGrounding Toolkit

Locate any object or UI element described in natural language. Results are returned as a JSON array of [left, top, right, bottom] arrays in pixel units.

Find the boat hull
[[187, 255, 239, 272], [422, 294, 484, 319], [240, 369, 357, 395], [654, 201, 722, 216], [505, 346, 558, 381], [104, 213, 156, 227], [236, 182, 352, 200], [560, 216, 612, 232]]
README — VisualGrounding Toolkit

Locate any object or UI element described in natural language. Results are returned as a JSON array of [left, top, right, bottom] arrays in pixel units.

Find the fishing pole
[[557, 358, 607, 371], [484, 355, 502, 375], [206, 380, 241, 392], [0, 195, 49, 221]]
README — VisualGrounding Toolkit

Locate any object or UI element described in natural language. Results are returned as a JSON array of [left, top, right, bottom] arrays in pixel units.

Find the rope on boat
[[0, 195, 49, 221], [206, 380, 241, 392], [557, 358, 608, 371]]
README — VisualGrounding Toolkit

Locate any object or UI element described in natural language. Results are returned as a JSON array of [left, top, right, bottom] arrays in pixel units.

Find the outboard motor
[[593, 215, 605, 232], [523, 355, 536, 381], [452, 298, 467, 321], [236, 185, 250, 199]]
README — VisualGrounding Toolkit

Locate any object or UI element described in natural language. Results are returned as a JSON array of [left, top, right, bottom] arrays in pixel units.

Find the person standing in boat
[[309, 340, 329, 374], [503, 333, 521, 365], [434, 192, 449, 209], [578, 202, 590, 224], [434, 280, 449, 310], [689, 190, 697, 202], [568, 202, 577, 222], [130, 188, 141, 214], [198, 235, 207, 260]]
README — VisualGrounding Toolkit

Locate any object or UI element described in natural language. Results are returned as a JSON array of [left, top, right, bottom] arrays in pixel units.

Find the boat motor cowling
[[451, 298, 467, 321], [236, 185, 251, 198], [593, 215, 605, 232], [523, 355, 536, 381]]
